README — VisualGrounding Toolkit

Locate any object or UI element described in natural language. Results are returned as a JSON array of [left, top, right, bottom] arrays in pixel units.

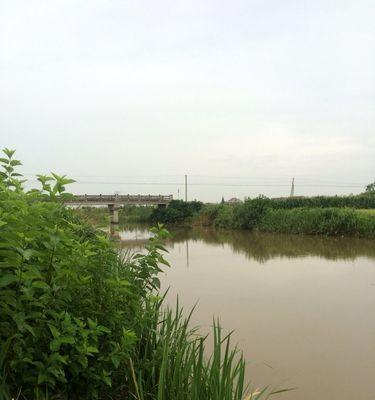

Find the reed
[[130, 300, 251, 400]]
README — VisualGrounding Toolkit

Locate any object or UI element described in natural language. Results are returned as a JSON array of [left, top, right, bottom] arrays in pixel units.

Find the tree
[[365, 181, 375, 193]]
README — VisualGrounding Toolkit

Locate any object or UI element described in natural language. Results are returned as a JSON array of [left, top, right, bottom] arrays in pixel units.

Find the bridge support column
[[108, 204, 119, 225]]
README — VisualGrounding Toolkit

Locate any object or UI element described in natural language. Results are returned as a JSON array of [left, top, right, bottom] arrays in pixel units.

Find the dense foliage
[[75, 205, 154, 226], [150, 200, 203, 223], [205, 198, 375, 238], [79, 193, 375, 238], [142, 193, 375, 238], [1, 150, 265, 400], [120, 205, 154, 223]]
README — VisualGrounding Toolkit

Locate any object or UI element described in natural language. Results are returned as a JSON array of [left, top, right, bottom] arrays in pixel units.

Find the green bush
[[0, 151, 166, 398], [232, 197, 271, 229], [192, 204, 221, 226], [151, 200, 203, 223], [214, 205, 237, 229]]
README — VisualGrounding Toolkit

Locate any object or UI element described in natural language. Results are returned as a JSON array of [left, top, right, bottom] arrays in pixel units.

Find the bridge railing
[[66, 194, 173, 204]]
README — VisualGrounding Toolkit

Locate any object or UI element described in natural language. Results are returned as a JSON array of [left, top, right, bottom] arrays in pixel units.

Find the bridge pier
[[108, 204, 119, 225]]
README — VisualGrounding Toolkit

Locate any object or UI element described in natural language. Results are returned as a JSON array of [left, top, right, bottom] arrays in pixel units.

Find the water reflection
[[118, 224, 375, 262], [116, 224, 375, 400]]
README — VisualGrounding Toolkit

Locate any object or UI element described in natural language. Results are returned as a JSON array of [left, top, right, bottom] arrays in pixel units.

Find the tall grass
[[131, 300, 250, 400], [258, 207, 375, 238], [269, 194, 375, 209], [74, 206, 108, 225], [120, 205, 154, 222], [75, 205, 155, 225]]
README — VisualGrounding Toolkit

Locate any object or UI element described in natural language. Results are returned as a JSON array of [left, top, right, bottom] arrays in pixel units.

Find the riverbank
[[156, 198, 375, 238], [79, 197, 375, 239]]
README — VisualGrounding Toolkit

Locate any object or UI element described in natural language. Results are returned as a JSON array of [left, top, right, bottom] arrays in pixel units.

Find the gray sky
[[1, 0, 374, 202]]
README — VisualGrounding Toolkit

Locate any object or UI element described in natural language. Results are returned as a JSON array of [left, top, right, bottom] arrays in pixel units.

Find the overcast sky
[[1, 0, 374, 201]]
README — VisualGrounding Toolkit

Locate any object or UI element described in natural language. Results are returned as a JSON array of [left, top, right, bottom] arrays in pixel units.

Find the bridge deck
[[66, 194, 173, 206]]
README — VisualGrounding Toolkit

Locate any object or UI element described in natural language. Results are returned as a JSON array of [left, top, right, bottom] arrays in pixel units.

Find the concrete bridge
[[66, 194, 173, 224]]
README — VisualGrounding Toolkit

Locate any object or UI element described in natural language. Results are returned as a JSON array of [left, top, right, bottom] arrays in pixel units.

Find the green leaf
[[111, 354, 121, 368], [48, 352, 67, 365], [24, 323, 35, 337], [9, 159, 22, 167], [21, 248, 35, 261], [59, 335, 75, 345], [86, 346, 99, 354], [0, 274, 17, 288], [102, 372, 112, 387], [36, 174, 54, 183], [12, 312, 25, 331], [32, 281, 50, 290], [49, 325, 60, 338], [3, 148, 16, 159]]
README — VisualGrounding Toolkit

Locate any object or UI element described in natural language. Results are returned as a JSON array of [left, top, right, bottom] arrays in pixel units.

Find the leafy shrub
[[191, 204, 221, 226], [0, 149, 259, 400], [214, 204, 237, 229], [0, 151, 167, 398], [232, 197, 271, 229], [151, 200, 203, 223]]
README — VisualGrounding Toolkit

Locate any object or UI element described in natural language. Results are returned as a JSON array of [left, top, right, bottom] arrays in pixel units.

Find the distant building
[[226, 197, 242, 204]]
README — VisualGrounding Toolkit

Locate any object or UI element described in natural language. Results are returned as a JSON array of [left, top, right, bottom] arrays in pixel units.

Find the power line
[[26, 179, 365, 188], [22, 173, 369, 187]]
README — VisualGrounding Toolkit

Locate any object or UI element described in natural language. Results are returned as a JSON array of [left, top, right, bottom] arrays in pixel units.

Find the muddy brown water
[[117, 225, 375, 400]]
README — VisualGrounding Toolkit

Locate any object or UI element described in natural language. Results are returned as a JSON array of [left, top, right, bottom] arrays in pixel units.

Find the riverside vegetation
[[193, 198, 375, 238], [0, 149, 291, 399], [84, 193, 375, 239]]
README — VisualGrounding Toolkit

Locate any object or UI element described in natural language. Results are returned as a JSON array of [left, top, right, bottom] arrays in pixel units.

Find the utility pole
[[185, 175, 188, 202], [290, 178, 295, 197], [177, 188, 180, 200]]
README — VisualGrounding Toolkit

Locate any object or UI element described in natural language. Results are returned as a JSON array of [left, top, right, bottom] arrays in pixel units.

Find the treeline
[[150, 197, 375, 238], [0, 150, 265, 400], [268, 194, 375, 209]]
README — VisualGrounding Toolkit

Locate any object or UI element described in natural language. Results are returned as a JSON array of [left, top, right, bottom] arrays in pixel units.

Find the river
[[117, 224, 375, 400]]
